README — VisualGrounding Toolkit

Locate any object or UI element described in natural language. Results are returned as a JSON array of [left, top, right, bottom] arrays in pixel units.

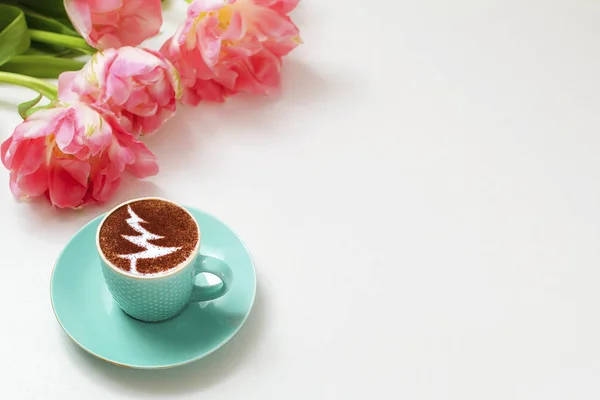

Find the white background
[[1, 0, 600, 398]]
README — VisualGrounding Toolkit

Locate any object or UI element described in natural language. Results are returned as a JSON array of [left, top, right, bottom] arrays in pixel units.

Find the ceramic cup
[[96, 198, 233, 322]]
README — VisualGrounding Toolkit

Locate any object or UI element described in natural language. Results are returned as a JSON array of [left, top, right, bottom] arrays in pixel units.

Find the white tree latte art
[[119, 205, 181, 274]]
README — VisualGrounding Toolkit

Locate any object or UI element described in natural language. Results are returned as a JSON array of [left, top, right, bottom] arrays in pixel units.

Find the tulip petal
[[254, 0, 300, 14], [65, 0, 162, 49], [48, 159, 90, 208], [15, 164, 49, 198]]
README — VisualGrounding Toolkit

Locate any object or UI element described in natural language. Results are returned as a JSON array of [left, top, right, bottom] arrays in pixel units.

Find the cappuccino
[[99, 199, 199, 275]]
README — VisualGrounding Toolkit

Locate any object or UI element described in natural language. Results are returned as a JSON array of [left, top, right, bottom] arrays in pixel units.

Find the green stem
[[28, 29, 95, 55], [0, 55, 85, 79], [0, 71, 57, 100]]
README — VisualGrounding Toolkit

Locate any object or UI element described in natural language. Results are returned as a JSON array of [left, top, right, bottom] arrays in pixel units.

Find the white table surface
[[1, 1, 600, 398]]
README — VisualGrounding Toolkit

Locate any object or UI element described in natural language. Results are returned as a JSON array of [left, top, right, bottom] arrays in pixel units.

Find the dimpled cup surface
[[101, 257, 197, 322]]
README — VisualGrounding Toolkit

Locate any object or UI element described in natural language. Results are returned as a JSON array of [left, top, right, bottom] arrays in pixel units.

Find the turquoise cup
[[96, 198, 234, 322]]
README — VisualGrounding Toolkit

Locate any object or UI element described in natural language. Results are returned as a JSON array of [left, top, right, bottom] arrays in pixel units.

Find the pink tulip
[[0, 104, 158, 209], [59, 47, 182, 136], [160, 0, 301, 105], [64, 0, 163, 49]]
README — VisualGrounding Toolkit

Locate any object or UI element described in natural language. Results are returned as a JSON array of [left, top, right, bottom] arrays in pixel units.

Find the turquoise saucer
[[51, 206, 256, 369]]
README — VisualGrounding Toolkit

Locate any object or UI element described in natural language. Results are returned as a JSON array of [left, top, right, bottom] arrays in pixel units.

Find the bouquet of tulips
[[0, 0, 300, 208]]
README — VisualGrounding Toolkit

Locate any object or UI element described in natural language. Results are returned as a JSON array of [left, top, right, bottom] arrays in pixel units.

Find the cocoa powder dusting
[[99, 199, 199, 274]]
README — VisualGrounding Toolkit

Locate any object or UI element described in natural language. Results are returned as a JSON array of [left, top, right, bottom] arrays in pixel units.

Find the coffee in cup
[[99, 198, 199, 275]]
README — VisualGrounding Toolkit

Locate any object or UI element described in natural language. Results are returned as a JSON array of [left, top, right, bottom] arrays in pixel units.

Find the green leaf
[[24, 45, 79, 57], [24, 43, 72, 57], [0, 5, 30, 67], [24, 9, 78, 36], [0, 55, 85, 78], [16, 0, 69, 23], [18, 92, 42, 119], [11, 8, 82, 55]]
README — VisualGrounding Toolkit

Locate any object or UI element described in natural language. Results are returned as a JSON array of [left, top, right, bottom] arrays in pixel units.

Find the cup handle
[[189, 255, 233, 302]]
